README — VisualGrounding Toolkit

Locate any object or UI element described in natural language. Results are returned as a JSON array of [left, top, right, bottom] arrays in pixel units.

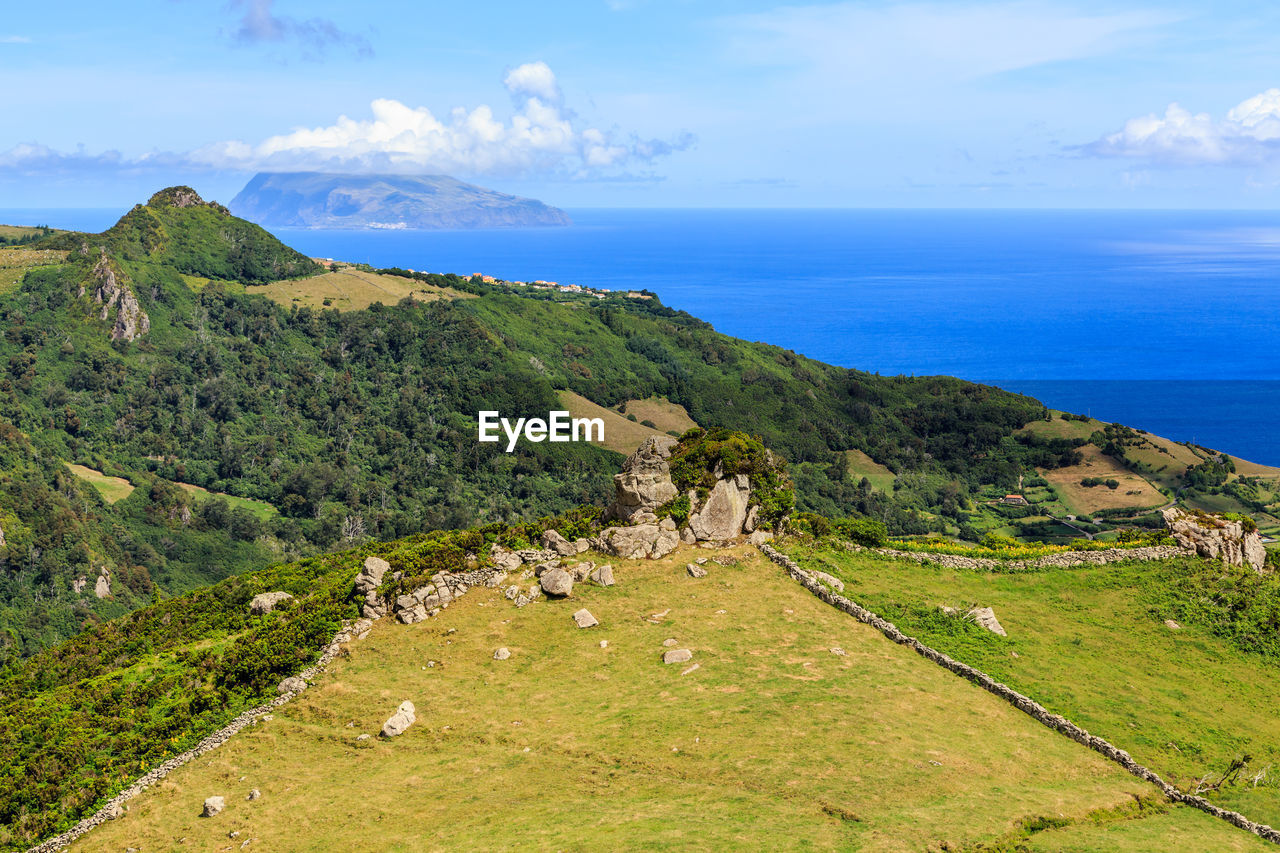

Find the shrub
[[667, 427, 794, 528]]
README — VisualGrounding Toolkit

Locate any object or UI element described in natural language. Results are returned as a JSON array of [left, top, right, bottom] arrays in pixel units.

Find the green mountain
[[229, 172, 573, 229]]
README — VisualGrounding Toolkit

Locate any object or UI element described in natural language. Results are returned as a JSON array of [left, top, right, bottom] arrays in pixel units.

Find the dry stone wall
[[759, 543, 1280, 846], [857, 543, 1184, 572]]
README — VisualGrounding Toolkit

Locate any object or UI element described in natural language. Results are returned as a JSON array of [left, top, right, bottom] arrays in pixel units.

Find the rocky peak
[[147, 186, 227, 213], [606, 435, 679, 524], [1162, 507, 1266, 572], [89, 252, 150, 342]]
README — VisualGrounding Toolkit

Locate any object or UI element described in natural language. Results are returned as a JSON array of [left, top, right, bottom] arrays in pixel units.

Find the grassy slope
[[64, 464, 135, 504], [558, 389, 670, 454], [845, 448, 897, 493], [622, 395, 698, 434], [789, 544, 1280, 829], [77, 546, 1260, 852], [252, 266, 472, 312]]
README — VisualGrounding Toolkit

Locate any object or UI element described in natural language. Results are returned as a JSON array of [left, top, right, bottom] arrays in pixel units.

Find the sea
[[6, 207, 1280, 464]]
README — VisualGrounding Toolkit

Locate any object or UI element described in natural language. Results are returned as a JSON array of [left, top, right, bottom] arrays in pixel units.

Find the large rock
[[1163, 507, 1266, 571], [355, 556, 391, 595], [201, 796, 225, 817], [249, 591, 294, 615], [541, 529, 578, 557], [381, 700, 416, 737], [606, 435, 679, 523], [597, 519, 680, 560], [489, 545, 524, 573], [572, 608, 599, 628], [689, 477, 751, 541], [589, 564, 615, 586], [969, 606, 1007, 637], [540, 567, 574, 597], [663, 648, 693, 664]]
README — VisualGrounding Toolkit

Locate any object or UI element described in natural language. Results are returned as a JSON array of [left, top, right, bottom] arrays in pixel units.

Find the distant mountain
[[229, 172, 573, 230]]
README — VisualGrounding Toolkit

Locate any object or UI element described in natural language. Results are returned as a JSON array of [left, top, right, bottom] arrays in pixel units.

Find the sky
[[5, 0, 1280, 208]]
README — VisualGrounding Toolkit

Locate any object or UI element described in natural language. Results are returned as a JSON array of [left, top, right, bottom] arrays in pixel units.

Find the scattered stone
[[504, 585, 521, 600], [649, 608, 671, 621], [686, 563, 708, 578], [1165, 619, 1181, 630], [201, 796, 225, 818], [356, 733, 371, 741], [663, 638, 678, 647], [494, 647, 512, 660], [249, 591, 294, 615], [277, 676, 306, 695], [572, 608, 599, 628], [247, 789, 261, 801], [381, 700, 416, 738], [540, 567, 574, 597], [695, 557, 709, 565], [568, 561, 594, 582], [230, 831, 241, 839], [681, 663, 701, 676], [663, 648, 693, 664], [599, 640, 609, 649], [589, 564, 615, 586], [968, 607, 1007, 637], [829, 647, 846, 656]]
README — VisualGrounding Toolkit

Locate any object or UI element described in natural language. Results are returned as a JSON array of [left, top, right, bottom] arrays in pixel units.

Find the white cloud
[[1086, 89, 1280, 166], [189, 63, 690, 176], [503, 61, 561, 104], [0, 36, 30, 44], [0, 64, 692, 180], [230, 0, 372, 59]]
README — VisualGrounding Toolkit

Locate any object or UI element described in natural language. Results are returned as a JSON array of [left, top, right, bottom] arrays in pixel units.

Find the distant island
[[228, 172, 572, 230]]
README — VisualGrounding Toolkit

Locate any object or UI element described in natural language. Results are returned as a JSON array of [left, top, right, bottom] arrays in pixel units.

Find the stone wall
[[25, 621, 360, 853], [759, 543, 1280, 846], [854, 543, 1185, 572]]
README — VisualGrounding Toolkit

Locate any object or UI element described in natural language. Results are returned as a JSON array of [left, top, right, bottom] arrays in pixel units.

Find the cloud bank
[[1086, 89, 1280, 166], [0, 63, 691, 180], [189, 62, 691, 176]]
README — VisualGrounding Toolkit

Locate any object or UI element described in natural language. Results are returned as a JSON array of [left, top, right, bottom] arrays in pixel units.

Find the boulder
[[968, 606, 1007, 637], [381, 700, 416, 737], [540, 567, 574, 597], [597, 521, 680, 560], [568, 561, 594, 582], [277, 676, 307, 694], [1163, 507, 1266, 571], [573, 538, 591, 554], [494, 647, 512, 660], [744, 504, 759, 533], [572, 608, 599, 628], [680, 526, 696, 544], [247, 789, 261, 801], [202, 796, 225, 818], [355, 556, 391, 595], [541, 529, 578, 557], [1165, 619, 1181, 630], [606, 435, 679, 523], [689, 477, 751, 541], [589, 564, 615, 586], [663, 648, 693, 664], [686, 563, 708, 578], [748, 530, 774, 546], [249, 591, 294, 615]]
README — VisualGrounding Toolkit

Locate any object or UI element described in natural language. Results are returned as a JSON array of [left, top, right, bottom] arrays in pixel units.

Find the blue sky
[[5, 0, 1280, 208]]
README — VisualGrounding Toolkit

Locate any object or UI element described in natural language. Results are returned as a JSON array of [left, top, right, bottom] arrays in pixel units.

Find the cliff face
[[229, 172, 572, 230], [89, 253, 149, 342]]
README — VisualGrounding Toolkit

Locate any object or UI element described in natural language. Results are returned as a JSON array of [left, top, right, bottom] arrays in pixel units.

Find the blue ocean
[[7, 207, 1280, 463]]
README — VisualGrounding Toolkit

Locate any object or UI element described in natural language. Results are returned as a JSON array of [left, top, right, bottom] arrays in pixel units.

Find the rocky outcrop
[[969, 606, 1007, 637], [250, 591, 294, 615], [94, 570, 111, 599], [1162, 507, 1266, 572], [89, 253, 149, 342], [689, 474, 751, 541], [355, 556, 391, 619], [596, 518, 680, 560], [606, 435, 678, 523], [381, 700, 416, 738]]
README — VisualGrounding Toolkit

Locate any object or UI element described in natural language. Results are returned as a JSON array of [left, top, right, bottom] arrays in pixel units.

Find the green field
[[74, 545, 1265, 852], [788, 542, 1280, 830]]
